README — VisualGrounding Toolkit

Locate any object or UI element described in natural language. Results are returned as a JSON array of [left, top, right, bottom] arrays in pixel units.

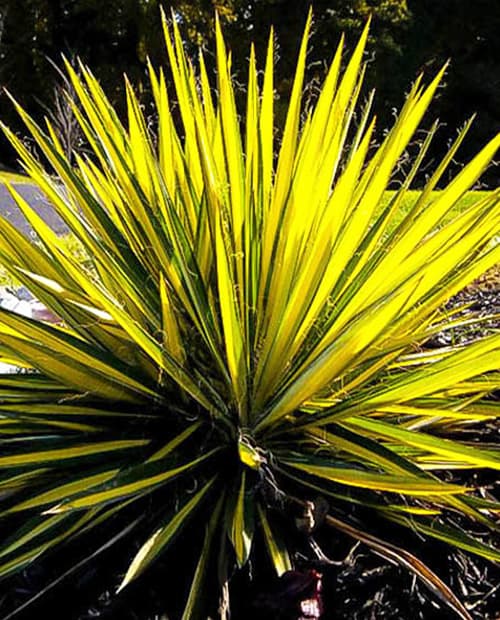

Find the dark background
[[0, 0, 498, 186]]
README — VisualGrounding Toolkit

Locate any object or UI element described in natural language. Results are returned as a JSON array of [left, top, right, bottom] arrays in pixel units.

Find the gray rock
[[0, 291, 32, 317], [12, 286, 34, 301]]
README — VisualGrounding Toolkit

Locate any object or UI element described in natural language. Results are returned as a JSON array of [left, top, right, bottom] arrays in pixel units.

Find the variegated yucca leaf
[[0, 8, 498, 619]]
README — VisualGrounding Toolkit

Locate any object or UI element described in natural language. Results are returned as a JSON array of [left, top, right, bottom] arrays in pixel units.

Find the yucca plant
[[0, 9, 499, 619]]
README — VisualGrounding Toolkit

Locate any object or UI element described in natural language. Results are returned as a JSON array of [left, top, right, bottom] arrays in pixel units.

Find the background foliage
[[0, 0, 499, 186]]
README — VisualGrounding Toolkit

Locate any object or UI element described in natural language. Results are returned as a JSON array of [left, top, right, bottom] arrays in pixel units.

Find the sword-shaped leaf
[[117, 477, 216, 592]]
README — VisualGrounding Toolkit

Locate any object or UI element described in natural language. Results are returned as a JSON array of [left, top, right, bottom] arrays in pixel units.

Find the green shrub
[[0, 9, 498, 618]]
